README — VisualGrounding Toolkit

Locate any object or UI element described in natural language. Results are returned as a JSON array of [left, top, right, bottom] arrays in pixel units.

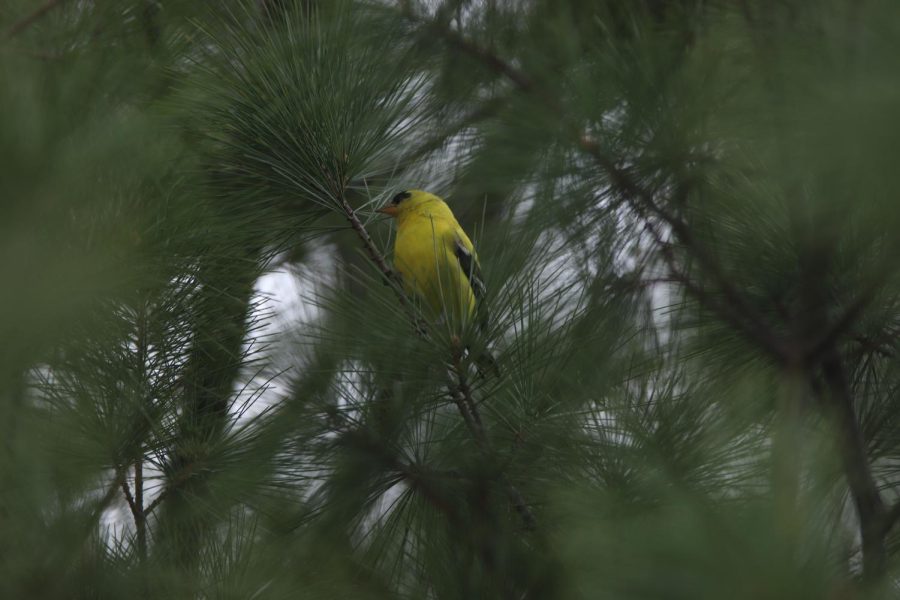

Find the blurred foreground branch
[[5, 0, 72, 39]]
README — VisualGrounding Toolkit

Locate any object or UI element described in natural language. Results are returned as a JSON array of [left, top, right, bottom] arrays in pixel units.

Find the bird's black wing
[[454, 238, 497, 371], [454, 238, 490, 334], [454, 238, 486, 301]]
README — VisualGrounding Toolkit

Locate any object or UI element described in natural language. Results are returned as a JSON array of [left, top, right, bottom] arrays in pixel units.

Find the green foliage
[[4, 0, 900, 597]]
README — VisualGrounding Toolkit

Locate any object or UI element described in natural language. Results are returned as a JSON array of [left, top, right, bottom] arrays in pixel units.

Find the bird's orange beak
[[377, 205, 399, 217]]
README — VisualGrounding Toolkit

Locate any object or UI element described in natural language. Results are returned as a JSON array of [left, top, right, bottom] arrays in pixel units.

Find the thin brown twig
[[450, 381, 536, 530], [6, 0, 72, 39], [144, 461, 194, 517], [338, 194, 432, 340], [146, 453, 205, 517], [144, 489, 168, 517], [339, 195, 402, 288], [120, 476, 140, 521], [117, 467, 148, 558], [450, 386, 482, 445], [134, 459, 146, 559], [133, 301, 149, 559], [450, 348, 536, 530]]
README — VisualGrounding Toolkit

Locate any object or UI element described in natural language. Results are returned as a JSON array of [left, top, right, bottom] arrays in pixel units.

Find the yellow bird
[[378, 189, 486, 331]]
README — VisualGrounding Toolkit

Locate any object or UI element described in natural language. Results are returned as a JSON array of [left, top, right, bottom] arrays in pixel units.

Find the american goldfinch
[[378, 190, 486, 331]]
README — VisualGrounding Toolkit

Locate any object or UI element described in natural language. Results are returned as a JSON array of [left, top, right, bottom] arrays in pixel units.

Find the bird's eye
[[392, 191, 412, 205]]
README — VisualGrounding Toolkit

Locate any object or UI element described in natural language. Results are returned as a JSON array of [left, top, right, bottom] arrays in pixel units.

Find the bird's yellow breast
[[393, 210, 476, 325]]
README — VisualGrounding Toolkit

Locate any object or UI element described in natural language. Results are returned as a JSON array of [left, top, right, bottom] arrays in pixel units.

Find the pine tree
[[3, 0, 900, 597]]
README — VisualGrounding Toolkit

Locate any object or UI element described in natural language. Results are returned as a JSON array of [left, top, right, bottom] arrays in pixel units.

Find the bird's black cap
[[392, 191, 411, 205]]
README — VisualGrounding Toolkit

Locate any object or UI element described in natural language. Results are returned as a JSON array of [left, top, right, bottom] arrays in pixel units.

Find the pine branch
[[805, 276, 888, 366], [405, 7, 556, 111], [337, 193, 427, 339], [145, 460, 195, 517], [330, 408, 463, 525], [404, 9, 789, 364], [393, 97, 506, 170], [144, 488, 169, 517], [121, 295, 150, 561], [134, 302, 148, 560], [821, 351, 887, 581], [119, 469, 148, 559], [398, 463, 462, 526], [134, 459, 146, 560], [595, 175, 786, 361], [640, 211, 789, 362], [340, 192, 537, 530], [851, 331, 900, 359], [450, 347, 536, 531], [883, 500, 900, 539], [87, 469, 129, 532], [120, 476, 140, 522]]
